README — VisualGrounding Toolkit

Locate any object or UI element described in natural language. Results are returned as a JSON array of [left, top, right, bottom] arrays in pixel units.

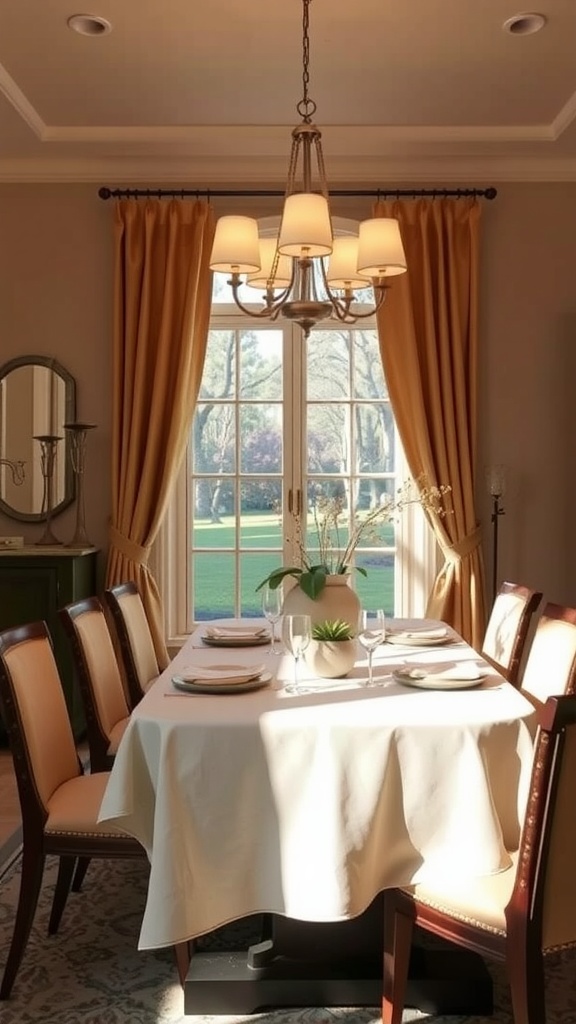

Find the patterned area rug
[[0, 852, 575, 1023]]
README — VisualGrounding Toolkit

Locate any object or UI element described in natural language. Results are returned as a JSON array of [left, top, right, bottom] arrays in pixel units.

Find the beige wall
[[0, 182, 574, 607]]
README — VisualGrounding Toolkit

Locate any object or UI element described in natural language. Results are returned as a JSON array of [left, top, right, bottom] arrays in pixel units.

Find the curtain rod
[[98, 186, 497, 201]]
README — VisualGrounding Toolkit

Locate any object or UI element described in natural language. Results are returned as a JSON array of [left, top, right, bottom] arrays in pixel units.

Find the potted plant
[[255, 478, 451, 625], [305, 618, 358, 679]]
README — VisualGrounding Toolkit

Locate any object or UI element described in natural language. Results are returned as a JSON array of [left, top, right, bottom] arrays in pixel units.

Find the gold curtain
[[375, 197, 486, 647], [105, 199, 215, 667]]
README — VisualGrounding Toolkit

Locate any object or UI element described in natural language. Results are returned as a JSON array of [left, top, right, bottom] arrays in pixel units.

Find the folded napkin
[[402, 661, 482, 682], [176, 663, 265, 686], [204, 625, 268, 639], [392, 627, 448, 640]]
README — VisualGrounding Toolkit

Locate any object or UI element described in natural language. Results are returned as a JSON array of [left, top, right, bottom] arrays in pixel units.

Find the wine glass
[[262, 583, 283, 654], [357, 608, 386, 687], [281, 614, 312, 693]]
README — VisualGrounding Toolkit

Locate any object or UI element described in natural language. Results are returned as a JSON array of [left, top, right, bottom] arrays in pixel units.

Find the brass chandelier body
[[209, 0, 407, 337]]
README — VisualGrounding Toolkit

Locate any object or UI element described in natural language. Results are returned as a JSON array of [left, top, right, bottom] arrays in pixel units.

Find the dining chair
[[519, 601, 576, 705], [59, 596, 131, 772], [103, 581, 160, 711], [0, 620, 145, 1000], [382, 692, 576, 1024], [480, 581, 543, 686]]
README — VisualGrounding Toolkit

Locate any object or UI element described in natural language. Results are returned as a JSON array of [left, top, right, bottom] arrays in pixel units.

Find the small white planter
[[305, 639, 357, 679]]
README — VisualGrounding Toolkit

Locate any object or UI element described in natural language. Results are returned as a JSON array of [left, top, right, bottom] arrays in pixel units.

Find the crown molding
[[1, 153, 576, 185]]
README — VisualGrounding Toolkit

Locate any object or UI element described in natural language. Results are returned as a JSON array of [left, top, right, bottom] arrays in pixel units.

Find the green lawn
[[192, 513, 395, 619]]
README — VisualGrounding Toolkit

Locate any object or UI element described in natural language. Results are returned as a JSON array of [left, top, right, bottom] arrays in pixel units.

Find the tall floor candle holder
[[34, 434, 63, 546], [64, 422, 96, 547], [487, 465, 506, 603]]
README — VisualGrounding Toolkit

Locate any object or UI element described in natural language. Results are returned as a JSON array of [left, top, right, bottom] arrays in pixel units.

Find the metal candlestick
[[64, 422, 97, 548], [487, 465, 506, 603], [34, 434, 63, 546]]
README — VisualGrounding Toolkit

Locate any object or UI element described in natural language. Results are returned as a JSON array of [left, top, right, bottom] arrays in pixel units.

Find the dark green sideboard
[[0, 546, 98, 741]]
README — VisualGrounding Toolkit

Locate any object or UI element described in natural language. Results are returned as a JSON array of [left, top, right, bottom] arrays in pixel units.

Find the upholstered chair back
[[0, 622, 80, 814], [520, 602, 576, 705], [481, 581, 542, 686], [104, 581, 160, 709], [59, 597, 131, 771]]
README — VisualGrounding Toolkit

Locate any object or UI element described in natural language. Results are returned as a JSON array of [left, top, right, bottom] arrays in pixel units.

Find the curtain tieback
[[438, 526, 482, 566], [109, 526, 151, 566]]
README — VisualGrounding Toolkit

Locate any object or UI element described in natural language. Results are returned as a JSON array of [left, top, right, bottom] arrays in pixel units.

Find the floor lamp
[[487, 465, 506, 603]]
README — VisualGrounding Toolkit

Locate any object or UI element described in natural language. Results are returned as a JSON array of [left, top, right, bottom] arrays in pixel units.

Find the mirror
[[0, 355, 76, 522]]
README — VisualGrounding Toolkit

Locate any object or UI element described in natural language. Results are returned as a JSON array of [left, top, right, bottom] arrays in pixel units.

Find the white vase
[[305, 638, 358, 679], [282, 574, 361, 631]]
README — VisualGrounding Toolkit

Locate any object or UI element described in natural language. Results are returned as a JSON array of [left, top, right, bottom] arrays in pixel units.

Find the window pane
[[355, 553, 395, 616], [240, 404, 282, 473], [239, 483, 282, 547], [193, 403, 236, 474], [200, 331, 236, 399], [353, 331, 388, 399], [192, 480, 236, 547], [356, 404, 395, 474], [193, 553, 235, 620], [239, 330, 283, 400], [307, 405, 349, 474], [307, 330, 350, 400]]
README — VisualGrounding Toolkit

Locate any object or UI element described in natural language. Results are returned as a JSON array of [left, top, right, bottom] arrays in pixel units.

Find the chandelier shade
[[278, 193, 333, 258], [246, 238, 293, 290], [208, 0, 407, 336], [326, 237, 372, 290], [210, 216, 261, 273], [357, 218, 407, 278]]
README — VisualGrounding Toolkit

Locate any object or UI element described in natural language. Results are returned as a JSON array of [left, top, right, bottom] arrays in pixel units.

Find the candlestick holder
[[64, 422, 97, 547], [486, 465, 506, 603], [34, 435, 63, 546]]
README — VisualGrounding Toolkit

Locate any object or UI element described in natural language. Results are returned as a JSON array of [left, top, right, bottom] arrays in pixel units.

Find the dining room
[[2, 2, 576, 1021]]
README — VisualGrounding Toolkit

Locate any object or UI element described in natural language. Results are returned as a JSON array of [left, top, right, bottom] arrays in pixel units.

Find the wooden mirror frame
[[0, 355, 76, 522]]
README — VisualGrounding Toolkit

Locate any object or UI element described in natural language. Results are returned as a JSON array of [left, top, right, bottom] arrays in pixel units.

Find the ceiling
[[1, 0, 576, 186]]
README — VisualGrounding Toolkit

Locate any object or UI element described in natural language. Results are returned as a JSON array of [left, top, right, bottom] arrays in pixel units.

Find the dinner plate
[[201, 634, 271, 648], [393, 665, 488, 690], [387, 633, 452, 648], [172, 671, 272, 695]]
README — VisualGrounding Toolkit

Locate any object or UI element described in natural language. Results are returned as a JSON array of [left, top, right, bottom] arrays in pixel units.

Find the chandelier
[[209, 0, 407, 338]]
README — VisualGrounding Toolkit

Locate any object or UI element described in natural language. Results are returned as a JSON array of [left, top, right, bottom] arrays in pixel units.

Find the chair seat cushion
[[46, 770, 128, 836], [402, 851, 518, 935], [107, 715, 130, 755]]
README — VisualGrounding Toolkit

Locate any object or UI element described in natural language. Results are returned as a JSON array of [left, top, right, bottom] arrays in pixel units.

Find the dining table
[[98, 615, 538, 1014]]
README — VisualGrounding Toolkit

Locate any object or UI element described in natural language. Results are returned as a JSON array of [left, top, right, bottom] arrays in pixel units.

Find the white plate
[[393, 666, 488, 690], [201, 634, 271, 648], [387, 630, 451, 647], [172, 671, 272, 695]]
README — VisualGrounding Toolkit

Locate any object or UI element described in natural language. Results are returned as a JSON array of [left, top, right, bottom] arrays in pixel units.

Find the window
[[154, 277, 438, 644]]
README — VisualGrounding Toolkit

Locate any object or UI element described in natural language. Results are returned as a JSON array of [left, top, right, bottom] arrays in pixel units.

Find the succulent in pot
[[305, 618, 357, 679]]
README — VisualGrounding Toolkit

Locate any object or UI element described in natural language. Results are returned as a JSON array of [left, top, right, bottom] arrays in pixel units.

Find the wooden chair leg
[[71, 856, 91, 892], [0, 848, 45, 999], [383, 892, 414, 1024], [173, 941, 192, 986], [507, 936, 547, 1024], [48, 856, 76, 935]]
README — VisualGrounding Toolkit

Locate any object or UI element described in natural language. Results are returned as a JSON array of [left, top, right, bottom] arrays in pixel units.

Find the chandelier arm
[[228, 276, 294, 320]]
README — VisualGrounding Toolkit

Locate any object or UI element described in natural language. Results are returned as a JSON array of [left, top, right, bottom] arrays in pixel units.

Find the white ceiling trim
[[0, 62, 43, 137], [551, 90, 576, 138], [1, 153, 576, 185]]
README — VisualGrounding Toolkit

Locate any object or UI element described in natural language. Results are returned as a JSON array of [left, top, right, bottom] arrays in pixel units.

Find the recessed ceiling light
[[67, 14, 112, 36], [502, 12, 547, 35]]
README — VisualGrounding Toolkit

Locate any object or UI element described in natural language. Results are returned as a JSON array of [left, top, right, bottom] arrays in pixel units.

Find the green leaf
[[255, 567, 302, 592], [299, 569, 327, 599]]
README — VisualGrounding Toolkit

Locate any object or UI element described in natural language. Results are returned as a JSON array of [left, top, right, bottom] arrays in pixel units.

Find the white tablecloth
[[98, 618, 537, 950]]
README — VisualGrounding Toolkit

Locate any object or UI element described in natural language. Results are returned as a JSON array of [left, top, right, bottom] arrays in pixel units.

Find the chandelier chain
[[296, 0, 316, 122]]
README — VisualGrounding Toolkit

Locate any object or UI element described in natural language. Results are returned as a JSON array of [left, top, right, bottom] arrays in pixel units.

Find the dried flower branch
[[256, 477, 451, 600]]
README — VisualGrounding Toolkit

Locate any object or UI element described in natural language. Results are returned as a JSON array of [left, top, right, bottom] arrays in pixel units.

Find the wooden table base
[[183, 895, 493, 1016]]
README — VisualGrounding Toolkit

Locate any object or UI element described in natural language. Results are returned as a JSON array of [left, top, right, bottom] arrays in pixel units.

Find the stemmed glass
[[262, 583, 283, 654], [357, 608, 386, 687], [281, 614, 312, 694]]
